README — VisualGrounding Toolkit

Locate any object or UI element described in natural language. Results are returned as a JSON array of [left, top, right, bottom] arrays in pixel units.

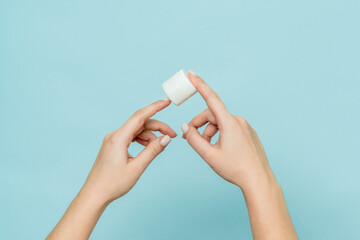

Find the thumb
[[181, 123, 215, 160], [134, 135, 171, 171]]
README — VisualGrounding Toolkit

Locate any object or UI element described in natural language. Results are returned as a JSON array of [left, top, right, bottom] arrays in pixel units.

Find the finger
[[189, 109, 217, 129], [132, 135, 171, 173], [136, 130, 157, 142], [114, 99, 171, 142], [202, 123, 219, 143], [181, 123, 217, 161], [188, 71, 230, 122], [132, 130, 157, 146], [133, 137, 150, 146], [144, 119, 177, 138], [183, 109, 217, 139]]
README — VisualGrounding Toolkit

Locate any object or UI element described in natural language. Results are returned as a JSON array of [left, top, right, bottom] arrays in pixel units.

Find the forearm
[[47, 186, 108, 240], [46, 99, 174, 239], [240, 172, 298, 240]]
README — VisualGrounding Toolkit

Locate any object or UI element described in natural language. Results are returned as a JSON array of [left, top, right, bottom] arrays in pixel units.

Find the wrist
[[234, 167, 280, 197], [78, 184, 112, 209], [239, 176, 284, 215]]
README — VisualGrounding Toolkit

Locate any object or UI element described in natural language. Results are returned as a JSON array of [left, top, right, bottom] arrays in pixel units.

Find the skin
[[47, 99, 177, 240], [183, 71, 298, 240], [47, 72, 297, 240]]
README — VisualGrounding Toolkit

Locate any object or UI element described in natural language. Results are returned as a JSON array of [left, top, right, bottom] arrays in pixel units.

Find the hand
[[82, 99, 177, 204], [182, 71, 297, 239], [181, 71, 275, 192], [47, 99, 177, 240]]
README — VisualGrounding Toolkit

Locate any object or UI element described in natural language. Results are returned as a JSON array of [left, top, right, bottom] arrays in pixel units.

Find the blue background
[[1, 0, 359, 239]]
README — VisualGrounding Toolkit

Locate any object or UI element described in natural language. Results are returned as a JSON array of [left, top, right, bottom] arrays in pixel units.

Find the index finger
[[188, 109, 217, 129], [188, 71, 230, 121], [114, 98, 171, 142]]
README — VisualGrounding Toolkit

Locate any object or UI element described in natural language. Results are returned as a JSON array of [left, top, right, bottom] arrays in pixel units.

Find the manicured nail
[[160, 135, 171, 147], [181, 123, 189, 134], [188, 69, 197, 77]]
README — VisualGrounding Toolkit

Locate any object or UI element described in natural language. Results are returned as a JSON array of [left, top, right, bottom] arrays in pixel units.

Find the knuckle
[[133, 114, 145, 126], [104, 133, 119, 145], [148, 143, 160, 158], [224, 117, 238, 128], [108, 136, 117, 145], [103, 133, 112, 142], [134, 109, 143, 116], [104, 133, 114, 143], [237, 116, 248, 126], [132, 109, 144, 119]]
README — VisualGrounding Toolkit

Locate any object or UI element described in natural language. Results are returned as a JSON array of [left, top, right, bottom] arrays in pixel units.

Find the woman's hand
[[83, 99, 177, 204], [182, 71, 297, 240], [181, 72, 273, 192], [47, 99, 176, 240]]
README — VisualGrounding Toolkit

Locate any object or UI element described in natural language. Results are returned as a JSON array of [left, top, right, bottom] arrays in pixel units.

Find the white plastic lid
[[162, 69, 197, 106]]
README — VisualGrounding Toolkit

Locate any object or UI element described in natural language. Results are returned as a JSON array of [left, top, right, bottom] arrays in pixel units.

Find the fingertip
[[181, 123, 189, 135], [187, 72, 199, 88], [154, 98, 171, 109], [187, 71, 209, 96], [163, 126, 178, 138], [180, 123, 188, 139], [160, 135, 171, 147], [169, 126, 178, 138], [168, 131, 177, 138], [188, 69, 197, 77], [161, 98, 171, 106], [145, 98, 171, 117]]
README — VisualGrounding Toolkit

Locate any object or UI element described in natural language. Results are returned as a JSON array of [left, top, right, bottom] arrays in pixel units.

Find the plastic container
[[162, 69, 197, 106]]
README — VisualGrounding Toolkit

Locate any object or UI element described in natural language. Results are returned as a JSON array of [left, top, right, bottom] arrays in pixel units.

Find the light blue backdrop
[[1, 0, 359, 239]]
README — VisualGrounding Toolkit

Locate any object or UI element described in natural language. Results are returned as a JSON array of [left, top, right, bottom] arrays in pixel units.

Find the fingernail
[[163, 97, 170, 101], [188, 69, 197, 77], [181, 123, 189, 134], [160, 135, 171, 147]]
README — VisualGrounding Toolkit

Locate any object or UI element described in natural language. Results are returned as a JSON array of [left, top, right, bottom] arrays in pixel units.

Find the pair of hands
[[82, 71, 273, 205], [48, 71, 297, 240]]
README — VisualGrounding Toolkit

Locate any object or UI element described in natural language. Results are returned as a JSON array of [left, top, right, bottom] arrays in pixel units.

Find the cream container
[[162, 69, 197, 106]]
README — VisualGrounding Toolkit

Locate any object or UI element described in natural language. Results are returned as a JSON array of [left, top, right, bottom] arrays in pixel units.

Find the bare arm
[[47, 99, 177, 240], [182, 70, 298, 240], [46, 187, 108, 239]]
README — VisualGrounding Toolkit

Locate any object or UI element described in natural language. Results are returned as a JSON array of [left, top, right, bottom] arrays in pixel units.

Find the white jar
[[162, 69, 197, 106]]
